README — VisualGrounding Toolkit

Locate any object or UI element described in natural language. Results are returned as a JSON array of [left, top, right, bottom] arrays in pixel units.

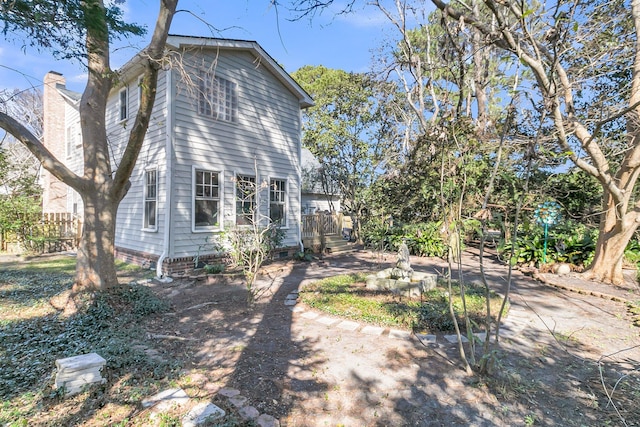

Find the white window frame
[[269, 177, 288, 228], [235, 174, 256, 226], [65, 122, 81, 158], [119, 87, 128, 121], [198, 70, 238, 122], [192, 166, 222, 232], [143, 168, 158, 232], [137, 75, 144, 108]]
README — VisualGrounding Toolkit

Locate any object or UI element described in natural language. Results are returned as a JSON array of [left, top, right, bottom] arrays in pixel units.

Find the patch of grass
[[0, 261, 181, 426], [9, 254, 77, 274], [300, 274, 507, 333]]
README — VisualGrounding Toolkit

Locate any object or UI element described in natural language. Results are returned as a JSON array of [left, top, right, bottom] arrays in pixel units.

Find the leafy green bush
[[362, 220, 446, 257], [204, 263, 226, 274], [401, 222, 444, 257], [498, 220, 597, 267]]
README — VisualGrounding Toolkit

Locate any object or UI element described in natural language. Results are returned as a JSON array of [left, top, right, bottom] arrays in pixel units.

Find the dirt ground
[[140, 248, 640, 426]]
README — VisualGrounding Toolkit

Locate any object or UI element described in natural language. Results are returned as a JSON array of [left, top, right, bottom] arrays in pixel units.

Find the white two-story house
[[41, 35, 313, 275]]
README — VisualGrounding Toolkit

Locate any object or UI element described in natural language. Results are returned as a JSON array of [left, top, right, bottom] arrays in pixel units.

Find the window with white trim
[[119, 87, 128, 121], [198, 71, 238, 122], [194, 169, 220, 229], [143, 169, 157, 230], [65, 123, 81, 158], [235, 175, 256, 226], [137, 76, 144, 108], [269, 178, 287, 226]]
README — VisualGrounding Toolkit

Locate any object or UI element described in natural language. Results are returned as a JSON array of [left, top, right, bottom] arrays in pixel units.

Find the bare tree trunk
[[585, 193, 639, 285], [75, 193, 119, 290]]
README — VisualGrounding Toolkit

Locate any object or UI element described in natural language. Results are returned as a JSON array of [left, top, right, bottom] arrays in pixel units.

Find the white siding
[[169, 49, 302, 258], [64, 103, 83, 216], [111, 71, 169, 256]]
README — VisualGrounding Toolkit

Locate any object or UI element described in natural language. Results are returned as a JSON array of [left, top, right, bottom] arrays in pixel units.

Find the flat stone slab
[[55, 353, 106, 372], [239, 405, 260, 420], [474, 332, 487, 342], [444, 334, 469, 343], [284, 299, 297, 306], [388, 329, 411, 340], [361, 325, 385, 336], [257, 413, 281, 427], [229, 395, 248, 408], [301, 311, 320, 319], [218, 387, 240, 398], [415, 333, 436, 344], [142, 387, 189, 412], [337, 320, 360, 331], [182, 402, 225, 427], [317, 316, 340, 326]]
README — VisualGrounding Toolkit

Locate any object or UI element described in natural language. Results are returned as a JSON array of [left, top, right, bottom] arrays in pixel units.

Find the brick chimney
[[42, 72, 69, 213]]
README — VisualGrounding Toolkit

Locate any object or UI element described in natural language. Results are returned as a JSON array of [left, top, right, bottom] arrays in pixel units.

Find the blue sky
[[0, 0, 407, 93]]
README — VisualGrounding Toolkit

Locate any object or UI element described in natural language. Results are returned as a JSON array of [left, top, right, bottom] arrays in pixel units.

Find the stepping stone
[[317, 316, 340, 326], [474, 332, 487, 342], [239, 405, 260, 420], [182, 402, 225, 427], [361, 325, 385, 336], [337, 320, 360, 331], [257, 413, 281, 427], [229, 395, 248, 407], [444, 334, 468, 343], [142, 388, 189, 412], [284, 299, 297, 306], [218, 387, 240, 398], [301, 311, 320, 320], [388, 329, 411, 339], [415, 333, 436, 344]]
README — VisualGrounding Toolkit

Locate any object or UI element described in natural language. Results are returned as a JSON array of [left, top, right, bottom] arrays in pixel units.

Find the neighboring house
[[300, 147, 341, 214], [41, 35, 313, 275]]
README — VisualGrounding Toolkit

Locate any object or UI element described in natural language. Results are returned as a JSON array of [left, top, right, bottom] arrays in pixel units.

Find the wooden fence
[[0, 212, 82, 253], [301, 212, 346, 238]]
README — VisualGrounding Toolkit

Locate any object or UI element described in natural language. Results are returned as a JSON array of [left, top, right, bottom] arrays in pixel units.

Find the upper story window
[[65, 123, 81, 158], [198, 71, 238, 122], [269, 178, 287, 226], [137, 76, 144, 108], [144, 169, 158, 231], [119, 87, 128, 121], [194, 169, 221, 230], [235, 175, 256, 226]]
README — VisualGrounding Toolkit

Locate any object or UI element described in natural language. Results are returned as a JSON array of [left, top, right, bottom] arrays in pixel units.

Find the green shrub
[[204, 263, 226, 274], [498, 220, 597, 267], [362, 220, 446, 257]]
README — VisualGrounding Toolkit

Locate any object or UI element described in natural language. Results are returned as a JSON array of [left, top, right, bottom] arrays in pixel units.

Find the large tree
[[292, 65, 395, 241], [430, 0, 638, 284], [0, 0, 178, 290]]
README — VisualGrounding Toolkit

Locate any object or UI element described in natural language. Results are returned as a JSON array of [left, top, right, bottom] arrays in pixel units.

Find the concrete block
[[55, 353, 106, 396]]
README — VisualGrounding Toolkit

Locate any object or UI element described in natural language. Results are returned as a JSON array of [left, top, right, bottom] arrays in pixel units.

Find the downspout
[[157, 67, 174, 282], [298, 107, 304, 253]]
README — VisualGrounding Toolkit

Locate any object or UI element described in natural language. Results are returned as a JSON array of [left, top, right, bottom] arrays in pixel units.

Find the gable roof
[[163, 35, 314, 109], [57, 85, 81, 104]]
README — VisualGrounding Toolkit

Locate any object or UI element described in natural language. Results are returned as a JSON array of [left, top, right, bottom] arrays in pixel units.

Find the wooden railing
[[301, 213, 344, 238], [0, 212, 82, 253]]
